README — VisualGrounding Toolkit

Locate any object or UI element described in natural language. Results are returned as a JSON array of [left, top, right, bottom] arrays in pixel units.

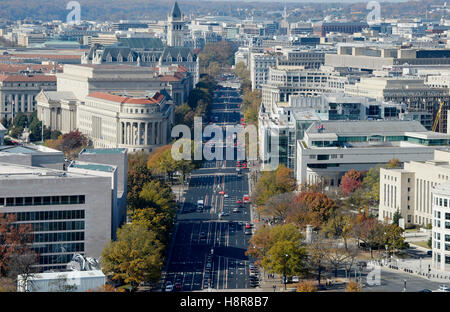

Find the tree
[[259, 192, 296, 222], [352, 217, 385, 258], [262, 240, 308, 289], [136, 180, 177, 241], [246, 223, 303, 266], [253, 165, 296, 206], [101, 223, 164, 289], [325, 241, 350, 277], [392, 210, 402, 226], [305, 235, 329, 286], [246, 225, 272, 265], [383, 223, 408, 253], [322, 214, 353, 250], [147, 145, 177, 182], [13, 112, 28, 129], [0, 213, 35, 276], [234, 62, 250, 81], [127, 165, 153, 212], [288, 191, 337, 228], [340, 169, 363, 196]]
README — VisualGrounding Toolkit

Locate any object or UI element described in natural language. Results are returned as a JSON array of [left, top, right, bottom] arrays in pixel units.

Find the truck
[[197, 199, 204, 212]]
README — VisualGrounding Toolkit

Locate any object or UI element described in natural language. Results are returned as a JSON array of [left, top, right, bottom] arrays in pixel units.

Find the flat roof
[[23, 270, 105, 280], [69, 161, 116, 173], [80, 148, 126, 155], [0, 163, 96, 180]]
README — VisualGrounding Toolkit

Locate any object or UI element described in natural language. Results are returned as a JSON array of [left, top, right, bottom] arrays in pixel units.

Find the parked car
[[292, 276, 300, 283]]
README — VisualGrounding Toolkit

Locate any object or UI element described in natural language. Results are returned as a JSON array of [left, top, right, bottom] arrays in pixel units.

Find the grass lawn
[[410, 241, 431, 249]]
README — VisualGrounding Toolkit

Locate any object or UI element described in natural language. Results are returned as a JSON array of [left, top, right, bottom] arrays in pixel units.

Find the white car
[[439, 284, 450, 292], [224, 194, 229, 198], [165, 282, 174, 292], [292, 276, 299, 283]]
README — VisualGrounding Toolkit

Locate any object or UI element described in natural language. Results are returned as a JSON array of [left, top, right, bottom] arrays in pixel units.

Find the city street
[[164, 85, 257, 291]]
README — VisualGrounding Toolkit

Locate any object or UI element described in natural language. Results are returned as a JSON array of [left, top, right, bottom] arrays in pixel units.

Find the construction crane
[[432, 99, 444, 132]]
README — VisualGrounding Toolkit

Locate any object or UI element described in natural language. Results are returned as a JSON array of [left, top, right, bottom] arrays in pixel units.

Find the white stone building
[[296, 120, 450, 188], [78, 91, 174, 153]]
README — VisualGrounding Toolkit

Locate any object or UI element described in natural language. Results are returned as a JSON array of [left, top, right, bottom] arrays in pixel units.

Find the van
[[197, 199, 204, 211]]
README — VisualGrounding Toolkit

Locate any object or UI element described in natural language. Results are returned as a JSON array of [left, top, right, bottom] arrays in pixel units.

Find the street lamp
[[403, 279, 407, 292], [283, 253, 289, 290]]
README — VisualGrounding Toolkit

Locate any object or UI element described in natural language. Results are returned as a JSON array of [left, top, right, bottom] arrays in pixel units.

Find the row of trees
[[101, 143, 199, 290], [174, 74, 218, 129], [234, 62, 260, 125], [1, 111, 61, 142], [198, 41, 238, 75]]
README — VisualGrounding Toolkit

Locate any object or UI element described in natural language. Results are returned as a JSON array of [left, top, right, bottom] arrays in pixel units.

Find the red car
[[219, 191, 225, 195], [236, 199, 242, 204], [243, 163, 247, 169], [236, 163, 241, 167], [245, 223, 251, 229]]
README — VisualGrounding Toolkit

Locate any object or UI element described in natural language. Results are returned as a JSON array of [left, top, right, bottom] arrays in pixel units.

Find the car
[[243, 195, 250, 204], [174, 283, 182, 291], [439, 285, 450, 292], [292, 276, 300, 283], [199, 232, 207, 239], [219, 212, 229, 218], [233, 208, 239, 213], [419, 289, 432, 292], [245, 229, 252, 235], [236, 163, 241, 167], [224, 194, 229, 198], [245, 223, 251, 229], [206, 262, 212, 269], [219, 191, 225, 195], [427, 250, 433, 256], [236, 199, 242, 204], [165, 282, 174, 292]]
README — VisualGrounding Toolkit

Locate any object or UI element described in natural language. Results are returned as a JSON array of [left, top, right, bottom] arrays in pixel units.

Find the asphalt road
[[164, 85, 256, 291]]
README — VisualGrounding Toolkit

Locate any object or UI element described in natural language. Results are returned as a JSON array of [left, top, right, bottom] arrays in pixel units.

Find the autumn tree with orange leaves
[[0, 213, 37, 279], [287, 192, 338, 228]]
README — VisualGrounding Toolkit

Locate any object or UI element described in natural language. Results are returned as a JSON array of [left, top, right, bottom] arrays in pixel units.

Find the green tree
[[101, 223, 164, 289], [13, 112, 28, 129], [262, 240, 308, 289], [392, 210, 402, 226], [253, 165, 296, 206], [322, 214, 353, 250]]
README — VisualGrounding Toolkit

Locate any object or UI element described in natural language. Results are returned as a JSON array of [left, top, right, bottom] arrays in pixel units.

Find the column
[[145, 123, 148, 145], [152, 122, 156, 145], [156, 121, 160, 145], [138, 122, 141, 145]]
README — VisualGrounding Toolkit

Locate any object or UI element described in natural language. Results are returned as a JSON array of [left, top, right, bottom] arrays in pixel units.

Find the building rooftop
[[86, 91, 165, 105], [80, 148, 127, 155], [0, 144, 63, 155], [0, 163, 91, 180], [306, 120, 427, 136], [69, 161, 116, 173]]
